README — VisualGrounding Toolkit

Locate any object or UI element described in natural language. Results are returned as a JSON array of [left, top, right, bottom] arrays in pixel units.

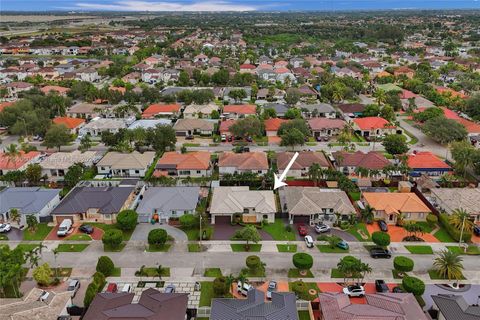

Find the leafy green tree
[[96, 256, 115, 277], [228, 89, 247, 103], [422, 117, 467, 144], [449, 208, 474, 233], [262, 108, 277, 119], [337, 255, 372, 284], [83, 283, 98, 307], [280, 128, 305, 150], [179, 214, 197, 229], [26, 215, 38, 232], [245, 255, 263, 274], [79, 135, 92, 152], [64, 163, 86, 189], [292, 253, 313, 271], [102, 229, 123, 250], [285, 88, 301, 106], [33, 263, 52, 286], [450, 141, 478, 178], [0, 246, 25, 298], [379, 104, 395, 122], [116, 210, 138, 231], [25, 163, 42, 185], [233, 225, 261, 251], [229, 117, 263, 139], [402, 276, 425, 296], [147, 125, 177, 153], [210, 110, 220, 119], [147, 229, 168, 246], [278, 119, 310, 136], [413, 107, 443, 122], [371, 231, 391, 247], [393, 256, 414, 273], [362, 104, 380, 117], [44, 124, 73, 151], [178, 70, 190, 86], [211, 69, 229, 85], [213, 276, 229, 296], [284, 108, 302, 119], [382, 134, 409, 155]]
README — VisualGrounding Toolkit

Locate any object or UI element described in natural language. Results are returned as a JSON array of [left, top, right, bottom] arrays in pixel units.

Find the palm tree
[[449, 208, 474, 233], [308, 163, 323, 187], [225, 274, 235, 294], [9, 208, 20, 225], [433, 250, 464, 283], [360, 205, 374, 223], [355, 167, 370, 179], [374, 88, 387, 106], [4, 144, 20, 166]]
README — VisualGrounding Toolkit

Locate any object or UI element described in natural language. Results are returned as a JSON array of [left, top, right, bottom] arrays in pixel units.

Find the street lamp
[[459, 215, 466, 252]]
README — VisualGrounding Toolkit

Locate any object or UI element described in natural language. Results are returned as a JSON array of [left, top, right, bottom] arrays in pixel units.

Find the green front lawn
[[66, 234, 92, 241], [137, 267, 170, 277], [277, 244, 297, 252], [188, 244, 203, 252], [89, 223, 134, 241], [330, 268, 344, 278], [288, 282, 320, 301], [23, 223, 53, 241], [434, 228, 456, 243], [428, 269, 466, 280], [348, 191, 361, 201], [298, 311, 311, 320], [230, 244, 262, 252], [405, 245, 433, 254], [55, 244, 89, 252], [288, 268, 314, 278], [15, 243, 40, 252], [204, 268, 222, 277], [199, 282, 214, 306], [0, 234, 8, 240], [51, 267, 72, 277], [415, 221, 435, 233], [263, 220, 296, 241], [103, 243, 126, 252], [347, 223, 371, 241], [146, 244, 172, 252], [111, 267, 121, 277], [317, 245, 349, 253], [447, 245, 480, 255]]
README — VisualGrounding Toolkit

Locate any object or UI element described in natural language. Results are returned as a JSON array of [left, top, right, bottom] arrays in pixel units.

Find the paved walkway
[[131, 223, 188, 242]]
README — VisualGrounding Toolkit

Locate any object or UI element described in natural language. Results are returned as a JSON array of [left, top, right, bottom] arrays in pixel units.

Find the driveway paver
[[367, 223, 439, 243], [5, 227, 23, 241], [212, 223, 273, 240]]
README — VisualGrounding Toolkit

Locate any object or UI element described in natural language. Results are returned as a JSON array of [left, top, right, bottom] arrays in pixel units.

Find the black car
[[392, 286, 404, 293], [185, 135, 194, 140], [79, 224, 94, 234], [474, 225, 480, 236], [377, 220, 388, 232], [375, 279, 389, 292], [370, 247, 392, 259]]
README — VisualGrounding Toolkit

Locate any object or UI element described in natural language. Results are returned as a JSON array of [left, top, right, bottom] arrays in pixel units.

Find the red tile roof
[[407, 152, 451, 169], [264, 118, 289, 132], [277, 151, 330, 170], [0, 151, 40, 170], [0, 101, 14, 113], [218, 152, 268, 170], [440, 107, 461, 120], [353, 117, 392, 130], [456, 118, 480, 134], [223, 104, 256, 115], [333, 151, 390, 170], [219, 119, 237, 133], [398, 89, 417, 100], [142, 104, 181, 118], [157, 151, 211, 170], [40, 85, 70, 95], [240, 64, 256, 69], [308, 118, 345, 130], [53, 117, 86, 129]]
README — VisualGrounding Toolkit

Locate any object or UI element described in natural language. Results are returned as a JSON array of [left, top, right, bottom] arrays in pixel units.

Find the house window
[[263, 215, 268, 220], [104, 214, 111, 220], [257, 170, 262, 174], [135, 170, 140, 174], [196, 170, 201, 174], [243, 208, 248, 213], [405, 213, 411, 219], [419, 213, 424, 219]]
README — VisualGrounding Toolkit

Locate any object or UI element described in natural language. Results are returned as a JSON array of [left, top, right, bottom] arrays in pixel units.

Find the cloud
[[73, 0, 258, 11]]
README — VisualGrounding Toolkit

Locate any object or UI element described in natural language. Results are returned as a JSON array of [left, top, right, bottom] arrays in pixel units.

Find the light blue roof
[[136, 187, 200, 214], [128, 119, 172, 130], [0, 187, 61, 214]]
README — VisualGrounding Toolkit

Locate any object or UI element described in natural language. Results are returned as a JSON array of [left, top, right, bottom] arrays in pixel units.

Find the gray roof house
[[280, 187, 355, 225], [300, 103, 337, 118], [261, 103, 289, 117], [431, 294, 480, 320], [210, 289, 298, 320], [136, 187, 200, 223], [0, 187, 61, 224], [51, 186, 135, 224]]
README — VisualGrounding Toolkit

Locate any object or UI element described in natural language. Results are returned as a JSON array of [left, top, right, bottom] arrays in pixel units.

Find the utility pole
[[459, 215, 466, 252]]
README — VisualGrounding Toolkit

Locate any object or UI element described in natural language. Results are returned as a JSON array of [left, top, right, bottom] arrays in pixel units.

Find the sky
[[1, 0, 479, 11]]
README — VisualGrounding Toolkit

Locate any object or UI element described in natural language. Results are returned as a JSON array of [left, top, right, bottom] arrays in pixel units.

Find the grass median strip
[[405, 245, 433, 254], [277, 244, 297, 252], [317, 245, 349, 253], [288, 268, 314, 278], [230, 244, 262, 252], [56, 244, 89, 252]]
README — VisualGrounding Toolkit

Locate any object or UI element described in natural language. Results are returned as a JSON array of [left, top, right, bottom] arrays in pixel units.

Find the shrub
[[292, 253, 313, 270], [213, 276, 228, 296], [102, 229, 123, 249], [402, 276, 425, 296], [246, 255, 262, 272], [84, 282, 98, 307], [372, 231, 391, 247], [439, 213, 472, 242], [179, 214, 197, 229], [33, 263, 52, 286], [148, 229, 168, 246], [291, 280, 308, 296], [92, 272, 106, 291], [116, 210, 138, 231], [426, 213, 438, 226], [96, 256, 115, 277], [393, 256, 414, 273], [285, 225, 292, 233]]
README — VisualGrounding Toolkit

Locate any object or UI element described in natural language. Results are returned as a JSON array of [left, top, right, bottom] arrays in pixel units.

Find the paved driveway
[[5, 227, 23, 241], [131, 223, 188, 242], [212, 223, 273, 240], [366, 223, 439, 243], [295, 225, 357, 242]]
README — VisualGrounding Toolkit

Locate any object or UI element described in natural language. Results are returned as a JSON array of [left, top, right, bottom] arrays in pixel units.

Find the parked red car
[[297, 224, 308, 236], [106, 283, 118, 293]]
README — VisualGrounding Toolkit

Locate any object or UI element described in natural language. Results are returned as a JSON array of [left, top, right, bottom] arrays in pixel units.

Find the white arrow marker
[[273, 152, 299, 190]]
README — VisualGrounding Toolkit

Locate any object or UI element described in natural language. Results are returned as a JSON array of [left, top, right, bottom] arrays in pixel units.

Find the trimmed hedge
[[292, 253, 313, 270], [426, 213, 438, 226], [393, 256, 414, 273], [148, 229, 168, 246], [439, 213, 472, 242], [102, 229, 123, 249], [402, 276, 425, 296], [84, 272, 107, 307], [372, 231, 391, 247], [213, 276, 228, 296], [116, 210, 138, 231], [246, 255, 262, 271], [96, 256, 115, 277]]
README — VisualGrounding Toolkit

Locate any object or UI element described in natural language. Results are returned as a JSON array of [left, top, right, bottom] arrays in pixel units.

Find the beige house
[[97, 151, 156, 177], [428, 188, 480, 223], [183, 103, 219, 119], [209, 186, 276, 224], [39, 150, 99, 180], [173, 118, 215, 136]]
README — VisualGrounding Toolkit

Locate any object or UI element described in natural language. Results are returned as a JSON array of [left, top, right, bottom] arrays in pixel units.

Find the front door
[[388, 214, 394, 222]]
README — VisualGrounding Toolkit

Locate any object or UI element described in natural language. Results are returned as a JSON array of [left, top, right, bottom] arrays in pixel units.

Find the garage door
[[214, 215, 231, 224], [176, 131, 187, 136], [293, 215, 309, 224], [55, 216, 74, 224]]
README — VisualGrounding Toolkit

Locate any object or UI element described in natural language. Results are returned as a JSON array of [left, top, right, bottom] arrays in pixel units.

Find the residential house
[[0, 150, 41, 176], [262, 103, 289, 117], [277, 151, 330, 178], [97, 151, 156, 178], [222, 104, 256, 119], [281, 187, 355, 225], [394, 66, 415, 79], [209, 186, 276, 224], [337, 103, 366, 118], [264, 118, 289, 136], [40, 85, 70, 96], [0, 187, 61, 224], [136, 187, 200, 223], [211, 289, 298, 320], [332, 151, 390, 177], [79, 118, 126, 137], [428, 188, 480, 223], [127, 119, 172, 130], [407, 151, 452, 178], [142, 104, 181, 119], [66, 103, 101, 119], [219, 119, 236, 137], [431, 294, 480, 320], [83, 289, 188, 320], [301, 103, 336, 118], [352, 117, 401, 138], [308, 118, 346, 139], [173, 119, 215, 136], [154, 151, 211, 177], [52, 117, 85, 134], [319, 292, 429, 320], [362, 192, 431, 225], [51, 186, 135, 224], [39, 150, 99, 180], [218, 152, 269, 175], [4, 81, 33, 97], [183, 103, 219, 119]]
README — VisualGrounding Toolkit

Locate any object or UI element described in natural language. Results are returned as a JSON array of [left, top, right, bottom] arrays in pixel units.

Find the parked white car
[[0, 223, 12, 233], [237, 281, 252, 296], [343, 285, 365, 297], [57, 219, 72, 237], [266, 280, 277, 299], [304, 235, 314, 248], [314, 223, 330, 233], [67, 279, 80, 297]]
